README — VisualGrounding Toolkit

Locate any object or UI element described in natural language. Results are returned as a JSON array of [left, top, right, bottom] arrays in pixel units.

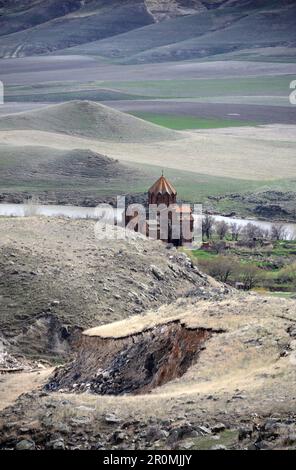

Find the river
[[0, 203, 295, 240]]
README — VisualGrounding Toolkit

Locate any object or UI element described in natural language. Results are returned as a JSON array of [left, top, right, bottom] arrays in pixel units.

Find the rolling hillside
[[63, 1, 296, 63], [0, 0, 154, 58], [0, 1, 295, 60], [0, 100, 179, 142], [0, 145, 138, 180]]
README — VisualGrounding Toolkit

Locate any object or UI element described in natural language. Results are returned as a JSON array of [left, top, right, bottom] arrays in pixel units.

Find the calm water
[[0, 203, 295, 240]]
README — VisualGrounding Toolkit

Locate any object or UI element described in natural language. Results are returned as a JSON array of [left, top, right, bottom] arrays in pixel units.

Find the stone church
[[126, 174, 194, 246]]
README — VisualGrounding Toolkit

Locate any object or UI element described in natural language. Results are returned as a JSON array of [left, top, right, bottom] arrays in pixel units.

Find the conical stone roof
[[148, 175, 177, 197]]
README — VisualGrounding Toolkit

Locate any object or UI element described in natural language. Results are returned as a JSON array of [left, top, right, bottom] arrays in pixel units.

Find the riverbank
[[1, 203, 295, 240]]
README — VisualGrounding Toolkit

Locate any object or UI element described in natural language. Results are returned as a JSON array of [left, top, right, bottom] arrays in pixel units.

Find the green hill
[[0, 100, 179, 142]]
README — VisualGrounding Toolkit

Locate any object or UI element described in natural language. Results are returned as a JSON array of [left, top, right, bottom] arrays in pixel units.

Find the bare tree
[[202, 214, 214, 240], [215, 220, 229, 240], [271, 223, 288, 241], [230, 222, 241, 241], [242, 223, 265, 247], [239, 264, 260, 290], [205, 256, 238, 283]]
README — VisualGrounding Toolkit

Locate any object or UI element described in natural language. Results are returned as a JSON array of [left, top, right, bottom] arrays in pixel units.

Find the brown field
[[1, 56, 296, 85]]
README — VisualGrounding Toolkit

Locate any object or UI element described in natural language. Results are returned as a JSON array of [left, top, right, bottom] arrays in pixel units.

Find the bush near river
[[189, 218, 296, 297]]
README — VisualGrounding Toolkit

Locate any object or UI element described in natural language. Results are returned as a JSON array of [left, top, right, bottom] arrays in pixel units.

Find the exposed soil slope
[[0, 217, 222, 358], [47, 291, 296, 396], [0, 292, 295, 450], [47, 322, 216, 394]]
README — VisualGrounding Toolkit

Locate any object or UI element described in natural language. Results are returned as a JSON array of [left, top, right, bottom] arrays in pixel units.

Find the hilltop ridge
[[0, 100, 179, 142]]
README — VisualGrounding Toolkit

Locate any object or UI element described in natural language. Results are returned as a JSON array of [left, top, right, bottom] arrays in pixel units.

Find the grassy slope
[[100, 76, 293, 99], [1, 1, 294, 62], [201, 46, 296, 64], [5, 75, 293, 105], [62, 7, 245, 59], [127, 3, 296, 63], [1, 144, 293, 211], [0, 143, 153, 195], [60, 2, 296, 63], [0, 100, 178, 142], [0, 0, 82, 37], [0, 1, 153, 58]]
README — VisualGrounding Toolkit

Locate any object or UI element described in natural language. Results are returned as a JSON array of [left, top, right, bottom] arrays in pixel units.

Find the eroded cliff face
[[46, 321, 219, 394]]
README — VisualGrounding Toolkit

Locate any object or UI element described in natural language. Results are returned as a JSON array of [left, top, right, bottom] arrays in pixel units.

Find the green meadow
[[5, 75, 292, 103], [103, 75, 292, 99], [130, 112, 255, 129]]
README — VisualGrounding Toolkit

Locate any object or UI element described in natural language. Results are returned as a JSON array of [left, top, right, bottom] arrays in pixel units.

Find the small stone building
[[126, 175, 193, 246]]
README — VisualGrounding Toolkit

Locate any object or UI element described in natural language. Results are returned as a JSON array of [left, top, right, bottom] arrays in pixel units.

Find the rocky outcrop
[[208, 190, 296, 222], [144, 0, 206, 21]]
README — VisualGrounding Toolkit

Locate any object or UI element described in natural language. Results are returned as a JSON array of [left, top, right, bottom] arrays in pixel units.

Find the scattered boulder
[[46, 438, 65, 450], [146, 426, 169, 442], [255, 440, 270, 450], [239, 425, 253, 441], [151, 265, 165, 281], [111, 431, 126, 445], [16, 439, 36, 450], [104, 413, 122, 425], [212, 423, 226, 434]]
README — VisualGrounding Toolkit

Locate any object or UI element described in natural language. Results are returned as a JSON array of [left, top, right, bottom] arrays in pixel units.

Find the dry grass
[[81, 292, 296, 419], [0, 368, 53, 411], [0, 123, 295, 180], [1, 292, 296, 434], [85, 293, 296, 338]]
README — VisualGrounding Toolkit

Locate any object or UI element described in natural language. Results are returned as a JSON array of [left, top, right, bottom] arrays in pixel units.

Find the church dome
[[148, 175, 177, 205], [148, 175, 177, 197]]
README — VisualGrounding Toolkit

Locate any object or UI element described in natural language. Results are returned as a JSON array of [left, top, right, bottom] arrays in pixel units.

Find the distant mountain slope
[[0, 1, 154, 58], [66, 6, 246, 60], [0, 1, 295, 60], [62, 1, 296, 63], [126, 2, 296, 63], [0, 100, 179, 142], [0, 0, 82, 37]]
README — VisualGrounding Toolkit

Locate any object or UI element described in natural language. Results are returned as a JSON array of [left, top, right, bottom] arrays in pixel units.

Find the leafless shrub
[[202, 214, 214, 240], [270, 223, 288, 241], [242, 223, 266, 247], [230, 222, 241, 241], [200, 256, 238, 283], [238, 264, 261, 290], [215, 220, 229, 240]]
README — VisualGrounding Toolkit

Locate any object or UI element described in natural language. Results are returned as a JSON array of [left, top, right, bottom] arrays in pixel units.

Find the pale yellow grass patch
[[0, 368, 54, 411], [0, 124, 295, 180]]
